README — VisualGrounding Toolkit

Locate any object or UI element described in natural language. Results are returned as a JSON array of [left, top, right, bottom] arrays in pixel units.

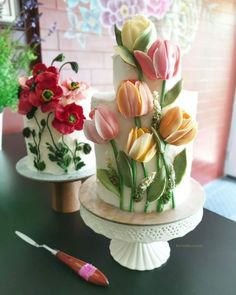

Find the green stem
[[46, 112, 59, 151], [160, 80, 166, 109], [33, 114, 42, 132], [110, 139, 124, 210], [142, 162, 150, 213], [134, 116, 141, 128], [31, 133, 40, 163], [62, 135, 76, 168], [160, 149, 175, 210], [59, 62, 74, 72], [130, 159, 137, 212], [134, 57, 144, 81], [171, 191, 175, 209]]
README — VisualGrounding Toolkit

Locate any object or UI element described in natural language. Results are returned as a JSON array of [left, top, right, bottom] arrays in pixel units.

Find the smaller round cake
[[17, 54, 94, 175]]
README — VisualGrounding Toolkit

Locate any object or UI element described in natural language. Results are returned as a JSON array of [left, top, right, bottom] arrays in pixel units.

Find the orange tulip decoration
[[116, 80, 153, 119], [159, 106, 197, 146]]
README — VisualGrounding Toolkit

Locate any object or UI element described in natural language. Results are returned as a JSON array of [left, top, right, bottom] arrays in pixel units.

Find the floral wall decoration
[[64, 0, 217, 53]]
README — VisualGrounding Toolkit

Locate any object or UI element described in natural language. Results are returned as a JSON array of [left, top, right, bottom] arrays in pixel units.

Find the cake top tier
[[113, 15, 181, 89]]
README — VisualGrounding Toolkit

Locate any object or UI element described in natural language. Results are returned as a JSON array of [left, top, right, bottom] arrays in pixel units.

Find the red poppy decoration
[[52, 102, 86, 135], [29, 79, 63, 113], [18, 90, 34, 115], [33, 63, 59, 84]]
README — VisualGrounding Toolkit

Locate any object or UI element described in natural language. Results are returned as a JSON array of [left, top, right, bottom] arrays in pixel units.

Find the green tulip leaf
[[97, 169, 120, 197], [151, 127, 165, 154], [147, 164, 166, 202], [114, 25, 123, 46], [114, 46, 136, 67], [163, 79, 183, 108], [173, 149, 187, 185], [117, 151, 133, 188], [133, 25, 152, 52]]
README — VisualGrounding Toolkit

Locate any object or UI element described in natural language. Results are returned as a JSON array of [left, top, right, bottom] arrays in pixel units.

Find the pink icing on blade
[[79, 263, 97, 281]]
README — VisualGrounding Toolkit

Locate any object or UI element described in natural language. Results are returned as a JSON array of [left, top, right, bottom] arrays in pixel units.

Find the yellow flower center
[[68, 82, 80, 90], [42, 89, 53, 102]]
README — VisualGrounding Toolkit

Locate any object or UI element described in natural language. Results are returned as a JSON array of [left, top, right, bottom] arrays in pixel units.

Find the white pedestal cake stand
[[79, 175, 205, 271], [16, 156, 95, 213]]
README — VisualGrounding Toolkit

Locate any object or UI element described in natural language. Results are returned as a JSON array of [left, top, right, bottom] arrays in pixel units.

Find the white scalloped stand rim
[[79, 176, 205, 270], [16, 156, 95, 182]]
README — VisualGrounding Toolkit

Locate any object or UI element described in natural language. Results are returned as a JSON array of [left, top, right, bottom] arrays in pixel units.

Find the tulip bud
[[159, 107, 197, 146], [121, 15, 156, 52], [134, 39, 180, 80], [116, 80, 153, 118], [127, 127, 156, 163], [83, 105, 119, 144]]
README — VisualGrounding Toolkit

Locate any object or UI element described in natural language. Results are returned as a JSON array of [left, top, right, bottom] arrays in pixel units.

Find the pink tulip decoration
[[83, 105, 119, 144], [134, 40, 180, 80]]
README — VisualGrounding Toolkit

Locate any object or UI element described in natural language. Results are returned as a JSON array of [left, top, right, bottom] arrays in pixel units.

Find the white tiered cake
[[84, 15, 198, 213]]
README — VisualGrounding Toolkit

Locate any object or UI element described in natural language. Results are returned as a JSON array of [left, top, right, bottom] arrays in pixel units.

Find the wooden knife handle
[[56, 251, 109, 286]]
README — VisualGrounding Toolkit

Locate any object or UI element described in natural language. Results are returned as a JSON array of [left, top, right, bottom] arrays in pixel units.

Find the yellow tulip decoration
[[127, 127, 156, 163]]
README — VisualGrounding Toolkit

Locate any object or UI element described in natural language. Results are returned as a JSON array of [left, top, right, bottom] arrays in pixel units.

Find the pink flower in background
[[146, 0, 172, 19], [99, 0, 146, 34], [61, 78, 89, 100], [134, 39, 180, 80], [83, 105, 119, 144]]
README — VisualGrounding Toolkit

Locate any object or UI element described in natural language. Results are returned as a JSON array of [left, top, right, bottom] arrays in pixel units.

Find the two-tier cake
[[83, 15, 198, 213]]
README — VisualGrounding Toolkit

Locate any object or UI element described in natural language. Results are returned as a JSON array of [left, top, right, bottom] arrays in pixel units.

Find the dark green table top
[[0, 133, 236, 295]]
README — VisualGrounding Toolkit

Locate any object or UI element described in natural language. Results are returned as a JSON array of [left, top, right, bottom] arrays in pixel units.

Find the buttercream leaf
[[97, 169, 120, 197], [133, 25, 152, 52], [114, 25, 123, 46], [147, 165, 166, 202], [173, 148, 187, 185], [117, 151, 133, 188], [114, 46, 136, 67], [163, 79, 183, 107]]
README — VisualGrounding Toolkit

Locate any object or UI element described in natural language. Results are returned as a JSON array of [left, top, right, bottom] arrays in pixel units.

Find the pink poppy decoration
[[83, 105, 119, 144], [134, 39, 181, 80], [61, 78, 89, 100], [52, 102, 86, 135]]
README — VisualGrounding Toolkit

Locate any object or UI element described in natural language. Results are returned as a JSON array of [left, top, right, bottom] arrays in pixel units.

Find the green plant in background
[[0, 28, 36, 113]]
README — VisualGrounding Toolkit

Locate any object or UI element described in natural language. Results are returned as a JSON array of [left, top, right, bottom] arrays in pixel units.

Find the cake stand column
[[110, 240, 170, 271], [52, 180, 81, 213]]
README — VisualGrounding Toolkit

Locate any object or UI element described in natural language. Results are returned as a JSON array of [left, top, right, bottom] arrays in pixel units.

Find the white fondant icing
[[24, 97, 95, 175], [92, 56, 198, 213]]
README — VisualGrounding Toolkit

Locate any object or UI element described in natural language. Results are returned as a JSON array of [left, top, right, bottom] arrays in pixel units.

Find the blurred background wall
[[3, 0, 236, 184]]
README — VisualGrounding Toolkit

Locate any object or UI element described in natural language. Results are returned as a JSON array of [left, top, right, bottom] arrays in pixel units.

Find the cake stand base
[[16, 156, 95, 213], [79, 176, 205, 271], [110, 240, 170, 271]]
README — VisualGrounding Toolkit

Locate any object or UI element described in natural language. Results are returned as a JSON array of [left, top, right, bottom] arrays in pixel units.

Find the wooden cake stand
[[79, 175, 205, 271], [16, 156, 95, 213]]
